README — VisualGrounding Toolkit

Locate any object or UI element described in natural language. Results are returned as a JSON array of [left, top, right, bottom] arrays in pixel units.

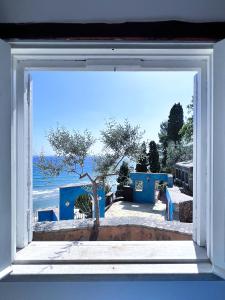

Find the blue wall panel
[[130, 172, 173, 204], [38, 210, 58, 222], [60, 184, 105, 220], [165, 187, 174, 221]]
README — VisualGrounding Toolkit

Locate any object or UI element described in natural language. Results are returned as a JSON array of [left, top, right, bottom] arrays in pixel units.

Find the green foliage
[[38, 119, 143, 193], [117, 161, 131, 187], [179, 98, 193, 143], [158, 121, 168, 145], [37, 152, 63, 177], [166, 141, 193, 171], [101, 119, 143, 158], [158, 121, 168, 169], [96, 119, 144, 174], [94, 153, 118, 176], [157, 99, 193, 174], [167, 103, 184, 144], [37, 127, 95, 177], [158, 181, 167, 191], [135, 142, 148, 172], [37, 120, 143, 231], [148, 140, 160, 173], [75, 194, 92, 218], [104, 183, 111, 195], [179, 118, 193, 142]]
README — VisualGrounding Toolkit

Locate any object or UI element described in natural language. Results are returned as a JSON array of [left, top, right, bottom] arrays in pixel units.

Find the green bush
[[75, 194, 92, 218]]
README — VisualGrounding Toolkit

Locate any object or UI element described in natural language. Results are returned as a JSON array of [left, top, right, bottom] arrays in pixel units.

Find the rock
[[179, 200, 193, 223]]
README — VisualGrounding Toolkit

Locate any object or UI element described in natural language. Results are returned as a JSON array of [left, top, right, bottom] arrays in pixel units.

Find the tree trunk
[[90, 181, 100, 241], [93, 181, 100, 227]]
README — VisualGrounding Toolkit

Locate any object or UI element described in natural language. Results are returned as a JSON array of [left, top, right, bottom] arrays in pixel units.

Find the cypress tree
[[135, 142, 148, 172], [148, 141, 160, 173], [167, 103, 184, 145], [158, 121, 168, 169], [117, 161, 131, 188]]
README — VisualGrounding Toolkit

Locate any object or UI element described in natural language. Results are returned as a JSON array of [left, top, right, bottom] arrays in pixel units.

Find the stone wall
[[33, 218, 192, 241], [166, 186, 193, 222]]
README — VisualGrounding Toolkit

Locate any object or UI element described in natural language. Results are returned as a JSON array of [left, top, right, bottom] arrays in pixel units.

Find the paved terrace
[[105, 200, 166, 222], [167, 186, 193, 204]]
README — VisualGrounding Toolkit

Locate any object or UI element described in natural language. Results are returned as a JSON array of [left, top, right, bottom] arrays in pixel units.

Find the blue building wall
[[167, 174, 173, 188], [130, 172, 173, 204], [165, 187, 174, 221], [38, 209, 58, 222], [59, 183, 105, 220]]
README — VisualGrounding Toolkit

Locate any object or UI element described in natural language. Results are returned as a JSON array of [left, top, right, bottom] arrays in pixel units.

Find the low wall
[[33, 218, 192, 241], [165, 188, 174, 221], [130, 172, 173, 204], [166, 186, 193, 222], [38, 209, 58, 222], [59, 183, 106, 220]]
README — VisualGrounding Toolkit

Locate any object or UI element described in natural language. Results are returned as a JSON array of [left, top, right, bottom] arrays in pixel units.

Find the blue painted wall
[[38, 210, 58, 222], [167, 174, 174, 188], [59, 183, 105, 220], [130, 172, 173, 204], [165, 187, 174, 221]]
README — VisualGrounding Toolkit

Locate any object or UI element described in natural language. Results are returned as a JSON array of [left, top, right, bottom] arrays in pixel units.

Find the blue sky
[[31, 71, 196, 155]]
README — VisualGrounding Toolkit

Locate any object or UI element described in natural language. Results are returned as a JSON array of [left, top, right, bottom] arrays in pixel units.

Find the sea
[[32, 156, 98, 211]]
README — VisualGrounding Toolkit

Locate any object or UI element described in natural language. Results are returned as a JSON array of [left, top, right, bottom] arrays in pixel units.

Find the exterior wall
[[175, 163, 193, 193], [165, 188, 174, 221], [130, 173, 172, 204], [59, 184, 105, 220], [165, 187, 193, 221], [167, 174, 173, 188]]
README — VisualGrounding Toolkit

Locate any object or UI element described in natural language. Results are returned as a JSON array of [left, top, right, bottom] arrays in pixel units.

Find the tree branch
[[113, 155, 125, 171], [80, 172, 95, 183], [94, 173, 117, 182]]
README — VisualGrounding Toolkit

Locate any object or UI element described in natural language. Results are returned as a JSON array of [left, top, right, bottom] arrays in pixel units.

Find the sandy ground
[[105, 200, 166, 221]]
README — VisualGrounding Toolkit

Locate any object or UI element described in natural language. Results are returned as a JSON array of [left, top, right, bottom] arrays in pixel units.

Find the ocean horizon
[[32, 155, 97, 211]]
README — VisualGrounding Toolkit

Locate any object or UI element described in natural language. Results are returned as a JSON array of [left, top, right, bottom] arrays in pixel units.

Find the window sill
[[8, 241, 217, 279], [11, 262, 212, 276], [15, 241, 208, 264], [14, 241, 208, 264]]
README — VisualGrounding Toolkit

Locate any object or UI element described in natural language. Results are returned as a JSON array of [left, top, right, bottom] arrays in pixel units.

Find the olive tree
[[38, 119, 143, 239]]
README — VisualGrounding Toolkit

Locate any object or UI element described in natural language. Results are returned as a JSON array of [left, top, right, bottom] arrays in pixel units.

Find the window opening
[[30, 70, 195, 242], [135, 180, 144, 192]]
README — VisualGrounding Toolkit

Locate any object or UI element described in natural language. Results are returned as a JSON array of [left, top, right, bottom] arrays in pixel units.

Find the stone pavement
[[105, 200, 166, 221]]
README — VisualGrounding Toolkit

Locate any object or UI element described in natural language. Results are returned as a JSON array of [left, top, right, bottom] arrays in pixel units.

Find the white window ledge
[[9, 241, 214, 277], [15, 241, 208, 264], [12, 263, 212, 276]]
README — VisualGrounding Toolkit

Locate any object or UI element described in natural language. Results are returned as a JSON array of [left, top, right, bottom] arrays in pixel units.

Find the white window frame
[[9, 42, 213, 266]]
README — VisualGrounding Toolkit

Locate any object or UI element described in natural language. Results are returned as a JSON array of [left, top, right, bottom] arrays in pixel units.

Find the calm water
[[32, 156, 97, 211]]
